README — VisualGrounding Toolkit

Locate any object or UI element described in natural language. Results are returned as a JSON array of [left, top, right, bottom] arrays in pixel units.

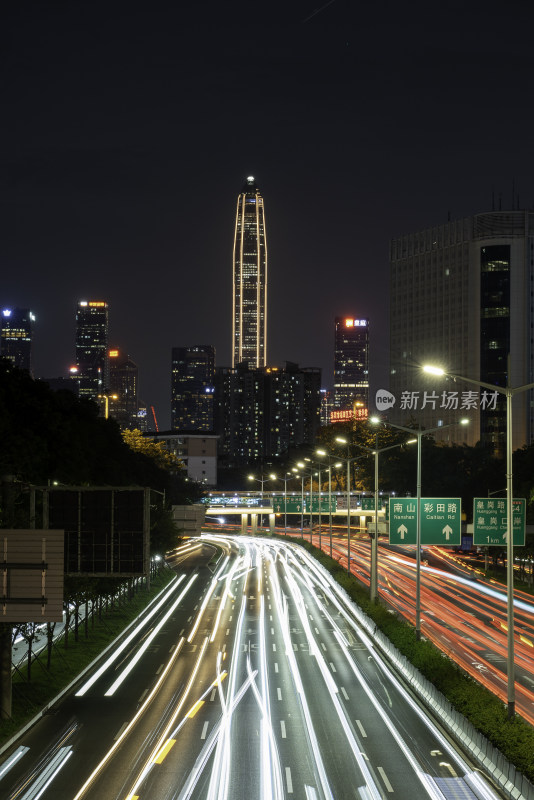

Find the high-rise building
[[333, 317, 369, 413], [232, 176, 267, 368], [214, 362, 321, 465], [171, 345, 215, 431], [389, 210, 534, 455], [1, 307, 35, 373], [108, 349, 139, 429], [75, 300, 109, 401]]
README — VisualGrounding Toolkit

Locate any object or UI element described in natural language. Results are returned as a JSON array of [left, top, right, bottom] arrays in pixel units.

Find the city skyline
[[3, 2, 534, 430]]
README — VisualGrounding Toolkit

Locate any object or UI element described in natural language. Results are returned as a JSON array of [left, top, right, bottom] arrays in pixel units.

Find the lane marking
[[273, 643, 277, 651], [277, 687, 282, 700], [286, 766, 293, 793], [155, 664, 164, 675], [210, 688, 217, 701], [153, 739, 176, 764], [280, 720, 287, 738], [138, 689, 149, 703], [356, 719, 367, 737], [321, 642, 327, 651], [377, 766, 394, 792], [329, 662, 336, 673], [274, 662, 279, 673], [114, 722, 128, 741], [340, 686, 349, 700], [201, 721, 209, 740], [271, 627, 275, 635]]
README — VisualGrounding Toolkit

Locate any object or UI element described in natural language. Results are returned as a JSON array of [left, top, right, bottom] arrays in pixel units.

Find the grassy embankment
[[0, 567, 176, 748]]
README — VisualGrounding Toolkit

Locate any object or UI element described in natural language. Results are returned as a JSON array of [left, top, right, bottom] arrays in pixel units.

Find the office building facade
[[108, 349, 139, 429], [1, 307, 35, 373], [333, 317, 370, 413], [75, 300, 109, 401], [389, 210, 534, 454], [232, 176, 267, 368], [171, 345, 215, 431], [214, 362, 321, 465]]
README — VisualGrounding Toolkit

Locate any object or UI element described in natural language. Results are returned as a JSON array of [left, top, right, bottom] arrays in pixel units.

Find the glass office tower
[[1, 307, 35, 373], [75, 300, 109, 400], [232, 176, 267, 368]]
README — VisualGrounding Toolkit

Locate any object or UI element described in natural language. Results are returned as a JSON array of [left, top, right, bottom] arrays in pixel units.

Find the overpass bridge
[[201, 491, 387, 535]]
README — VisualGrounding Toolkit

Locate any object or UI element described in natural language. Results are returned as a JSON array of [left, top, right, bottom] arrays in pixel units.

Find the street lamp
[[371, 414, 469, 641], [275, 471, 294, 536], [97, 393, 118, 419], [316, 450, 342, 558], [334, 437, 369, 575], [248, 472, 276, 530], [360, 431, 417, 603], [423, 360, 534, 719], [295, 460, 317, 542]]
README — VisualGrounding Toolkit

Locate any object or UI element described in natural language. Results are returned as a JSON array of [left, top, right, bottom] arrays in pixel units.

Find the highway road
[[296, 528, 534, 726], [0, 535, 504, 800]]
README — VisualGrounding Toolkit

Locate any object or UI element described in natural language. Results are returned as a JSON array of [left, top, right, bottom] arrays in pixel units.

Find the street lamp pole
[[316, 450, 341, 559], [371, 415, 468, 638], [424, 361, 534, 719]]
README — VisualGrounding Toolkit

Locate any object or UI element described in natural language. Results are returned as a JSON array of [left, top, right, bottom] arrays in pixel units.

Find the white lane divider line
[[285, 766, 293, 793], [377, 766, 394, 792], [280, 720, 287, 738], [355, 719, 367, 737], [201, 721, 209, 740]]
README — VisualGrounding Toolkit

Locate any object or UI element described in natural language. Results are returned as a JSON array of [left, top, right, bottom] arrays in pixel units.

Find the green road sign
[[272, 496, 304, 514], [473, 498, 526, 546], [389, 498, 417, 544], [389, 497, 462, 545], [419, 498, 461, 545], [308, 497, 337, 512], [361, 497, 375, 511]]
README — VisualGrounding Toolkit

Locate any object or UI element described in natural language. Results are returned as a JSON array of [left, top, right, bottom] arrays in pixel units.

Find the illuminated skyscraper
[[333, 317, 370, 413], [1, 307, 35, 373], [232, 176, 267, 367], [109, 349, 139, 429], [75, 300, 109, 400]]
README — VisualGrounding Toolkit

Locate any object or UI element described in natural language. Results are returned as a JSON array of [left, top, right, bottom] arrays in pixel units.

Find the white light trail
[[104, 573, 198, 695], [21, 747, 73, 800], [75, 573, 186, 697], [0, 745, 29, 780]]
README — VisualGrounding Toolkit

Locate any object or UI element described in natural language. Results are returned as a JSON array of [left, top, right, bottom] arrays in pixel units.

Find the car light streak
[[206, 558, 250, 800], [19, 747, 73, 800], [0, 746, 29, 780], [295, 546, 501, 800], [279, 552, 383, 800], [210, 554, 244, 642], [175, 668, 258, 800], [72, 638, 186, 800], [188, 557, 229, 643], [125, 637, 210, 798], [75, 573, 187, 697], [104, 574, 198, 696], [269, 556, 335, 800]]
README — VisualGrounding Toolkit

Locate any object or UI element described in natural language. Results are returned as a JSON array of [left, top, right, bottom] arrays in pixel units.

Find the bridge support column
[[269, 514, 275, 535], [251, 514, 258, 535], [241, 514, 248, 534]]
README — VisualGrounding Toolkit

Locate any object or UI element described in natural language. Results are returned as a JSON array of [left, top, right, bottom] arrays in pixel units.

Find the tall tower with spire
[[232, 176, 267, 367]]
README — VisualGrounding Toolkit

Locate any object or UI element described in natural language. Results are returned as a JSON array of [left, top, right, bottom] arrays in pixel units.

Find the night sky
[[3, 0, 534, 429]]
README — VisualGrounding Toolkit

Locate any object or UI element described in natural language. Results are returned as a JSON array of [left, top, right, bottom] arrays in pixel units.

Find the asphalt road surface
[[0, 535, 505, 800]]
